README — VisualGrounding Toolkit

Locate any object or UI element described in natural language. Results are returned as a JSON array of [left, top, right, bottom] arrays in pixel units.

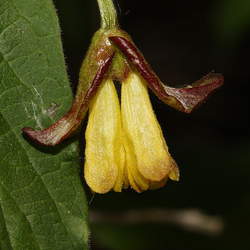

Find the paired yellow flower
[[22, 0, 223, 194], [85, 72, 179, 193]]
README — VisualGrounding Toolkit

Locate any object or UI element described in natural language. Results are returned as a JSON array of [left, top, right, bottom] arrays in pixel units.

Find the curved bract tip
[[22, 118, 72, 146], [164, 72, 224, 113], [22, 53, 114, 146], [109, 36, 224, 113]]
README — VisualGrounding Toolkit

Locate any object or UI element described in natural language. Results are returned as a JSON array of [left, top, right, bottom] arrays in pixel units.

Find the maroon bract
[[109, 36, 223, 113], [22, 0, 224, 193], [23, 53, 114, 146], [22, 32, 223, 146]]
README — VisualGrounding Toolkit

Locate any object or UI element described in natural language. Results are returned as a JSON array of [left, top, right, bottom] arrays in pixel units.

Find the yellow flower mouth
[[21, 0, 223, 195], [84, 72, 179, 193]]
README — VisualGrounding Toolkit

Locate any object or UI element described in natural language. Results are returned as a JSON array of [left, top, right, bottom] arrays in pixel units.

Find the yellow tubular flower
[[121, 72, 179, 191], [84, 78, 125, 193], [84, 72, 179, 194], [22, 0, 223, 195]]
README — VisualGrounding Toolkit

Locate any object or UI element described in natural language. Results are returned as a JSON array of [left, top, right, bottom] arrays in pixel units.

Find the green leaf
[[215, 0, 250, 44], [0, 0, 89, 249]]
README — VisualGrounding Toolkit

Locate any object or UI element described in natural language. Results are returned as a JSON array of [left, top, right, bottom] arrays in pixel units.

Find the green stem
[[97, 0, 118, 29]]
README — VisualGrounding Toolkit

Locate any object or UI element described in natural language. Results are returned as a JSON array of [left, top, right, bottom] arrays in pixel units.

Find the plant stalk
[[97, 0, 118, 29]]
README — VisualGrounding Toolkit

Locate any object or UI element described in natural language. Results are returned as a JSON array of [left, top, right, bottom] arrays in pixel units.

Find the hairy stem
[[97, 0, 118, 29]]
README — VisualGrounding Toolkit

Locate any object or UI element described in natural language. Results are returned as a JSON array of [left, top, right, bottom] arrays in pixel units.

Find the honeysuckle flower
[[84, 71, 180, 193], [120, 72, 180, 192], [22, 0, 223, 193]]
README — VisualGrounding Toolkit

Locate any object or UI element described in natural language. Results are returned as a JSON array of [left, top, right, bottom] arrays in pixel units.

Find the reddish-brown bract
[[109, 36, 224, 113], [22, 54, 114, 146], [22, 33, 223, 147]]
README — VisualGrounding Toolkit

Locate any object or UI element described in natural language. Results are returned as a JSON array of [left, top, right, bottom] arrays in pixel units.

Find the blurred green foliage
[[215, 0, 250, 45]]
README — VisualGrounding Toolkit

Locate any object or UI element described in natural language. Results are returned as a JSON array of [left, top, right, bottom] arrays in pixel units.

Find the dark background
[[54, 1, 250, 249]]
